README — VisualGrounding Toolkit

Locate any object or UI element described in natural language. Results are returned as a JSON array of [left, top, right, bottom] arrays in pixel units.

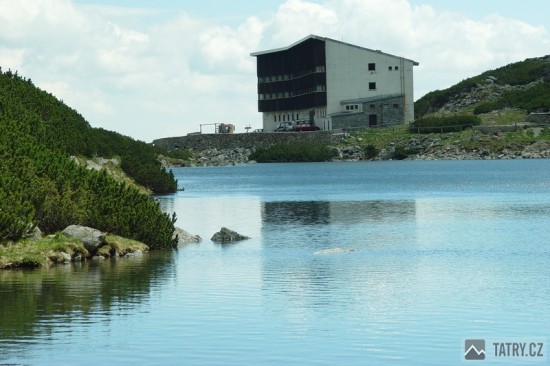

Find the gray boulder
[[211, 227, 250, 243], [60, 252, 72, 263], [62, 225, 105, 253], [173, 227, 202, 245], [26, 226, 43, 242]]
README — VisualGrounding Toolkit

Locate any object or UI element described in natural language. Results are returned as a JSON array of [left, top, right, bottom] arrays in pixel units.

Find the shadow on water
[[0, 251, 176, 358]]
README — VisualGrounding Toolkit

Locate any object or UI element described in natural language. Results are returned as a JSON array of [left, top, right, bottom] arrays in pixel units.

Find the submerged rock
[[314, 248, 358, 255], [211, 227, 250, 243]]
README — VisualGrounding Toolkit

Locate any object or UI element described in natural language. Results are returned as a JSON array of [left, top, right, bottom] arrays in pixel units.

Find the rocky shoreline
[[1, 224, 252, 269], [160, 126, 550, 167]]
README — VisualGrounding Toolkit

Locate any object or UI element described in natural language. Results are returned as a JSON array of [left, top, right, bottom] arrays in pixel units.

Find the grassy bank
[[0, 233, 149, 269]]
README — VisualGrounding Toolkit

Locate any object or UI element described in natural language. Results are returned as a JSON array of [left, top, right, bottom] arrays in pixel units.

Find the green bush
[[409, 115, 481, 134], [473, 83, 550, 115], [391, 146, 418, 160], [364, 144, 378, 159], [473, 100, 507, 115], [250, 142, 335, 162]]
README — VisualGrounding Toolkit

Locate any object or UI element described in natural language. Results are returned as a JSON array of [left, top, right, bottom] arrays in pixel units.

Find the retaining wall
[[526, 112, 550, 125], [153, 131, 341, 150]]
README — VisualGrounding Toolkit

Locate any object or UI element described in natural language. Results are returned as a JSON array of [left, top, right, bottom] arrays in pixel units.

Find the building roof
[[250, 34, 419, 66]]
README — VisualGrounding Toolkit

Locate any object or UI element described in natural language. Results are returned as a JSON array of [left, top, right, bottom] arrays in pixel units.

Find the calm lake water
[[1, 159, 550, 365]]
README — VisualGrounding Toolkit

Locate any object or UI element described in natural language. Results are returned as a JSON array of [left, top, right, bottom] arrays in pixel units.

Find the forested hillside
[[0, 68, 177, 193], [0, 68, 177, 248], [415, 56, 550, 118]]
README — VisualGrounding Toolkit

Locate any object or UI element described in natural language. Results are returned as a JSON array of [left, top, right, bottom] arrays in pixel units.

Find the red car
[[293, 120, 321, 131]]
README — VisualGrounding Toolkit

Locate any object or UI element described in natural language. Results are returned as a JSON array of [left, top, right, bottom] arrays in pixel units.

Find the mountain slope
[[415, 56, 550, 118], [0, 68, 177, 194]]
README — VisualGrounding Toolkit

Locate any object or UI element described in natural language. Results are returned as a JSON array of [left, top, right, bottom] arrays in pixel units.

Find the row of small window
[[259, 85, 326, 100], [258, 66, 326, 83], [346, 103, 400, 111], [274, 114, 300, 122], [273, 109, 327, 122], [368, 63, 400, 71]]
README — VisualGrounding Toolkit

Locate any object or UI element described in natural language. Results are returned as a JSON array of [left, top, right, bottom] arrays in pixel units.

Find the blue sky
[[1, 0, 549, 141]]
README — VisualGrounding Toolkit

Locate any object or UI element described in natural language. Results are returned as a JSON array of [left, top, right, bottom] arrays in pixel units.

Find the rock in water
[[62, 225, 105, 253], [173, 227, 202, 245], [211, 227, 250, 243]]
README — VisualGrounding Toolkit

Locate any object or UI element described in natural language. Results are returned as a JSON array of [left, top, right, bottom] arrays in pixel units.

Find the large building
[[251, 35, 419, 131]]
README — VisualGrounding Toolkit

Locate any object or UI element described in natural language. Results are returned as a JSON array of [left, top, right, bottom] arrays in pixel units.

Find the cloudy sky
[[0, 0, 548, 141]]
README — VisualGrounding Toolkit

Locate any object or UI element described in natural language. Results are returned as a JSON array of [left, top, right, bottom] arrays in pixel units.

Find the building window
[[368, 63, 376, 71], [388, 66, 393, 71], [274, 115, 277, 122], [393, 104, 399, 109], [369, 82, 376, 90], [370, 104, 376, 109], [354, 105, 359, 110], [346, 105, 350, 110], [395, 66, 399, 70]]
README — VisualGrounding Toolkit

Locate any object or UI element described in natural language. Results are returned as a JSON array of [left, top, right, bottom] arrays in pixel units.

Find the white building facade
[[251, 35, 418, 131]]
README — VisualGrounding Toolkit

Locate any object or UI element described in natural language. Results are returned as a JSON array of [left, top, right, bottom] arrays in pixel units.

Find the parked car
[[293, 120, 321, 131], [275, 121, 294, 131]]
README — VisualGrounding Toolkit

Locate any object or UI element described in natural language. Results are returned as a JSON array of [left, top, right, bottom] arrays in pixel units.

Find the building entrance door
[[369, 114, 378, 127]]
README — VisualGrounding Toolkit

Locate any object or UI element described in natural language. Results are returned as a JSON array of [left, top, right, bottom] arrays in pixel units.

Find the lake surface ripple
[[1, 160, 549, 365]]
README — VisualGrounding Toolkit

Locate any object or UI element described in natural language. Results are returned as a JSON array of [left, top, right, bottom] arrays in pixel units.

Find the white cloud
[[200, 16, 265, 73], [269, 0, 338, 44], [0, 0, 548, 141]]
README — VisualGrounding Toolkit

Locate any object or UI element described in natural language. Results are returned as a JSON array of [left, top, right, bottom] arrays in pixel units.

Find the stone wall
[[526, 112, 550, 125], [332, 95, 404, 130], [153, 131, 340, 151]]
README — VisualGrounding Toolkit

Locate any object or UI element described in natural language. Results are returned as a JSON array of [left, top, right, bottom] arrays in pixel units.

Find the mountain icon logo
[[465, 339, 486, 360]]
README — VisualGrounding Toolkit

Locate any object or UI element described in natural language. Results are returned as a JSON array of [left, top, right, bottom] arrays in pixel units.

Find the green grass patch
[[98, 234, 149, 257], [351, 125, 411, 149], [477, 108, 527, 125], [0, 234, 87, 269]]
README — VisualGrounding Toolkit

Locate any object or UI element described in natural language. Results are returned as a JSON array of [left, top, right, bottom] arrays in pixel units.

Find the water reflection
[[259, 199, 420, 319], [262, 200, 416, 226], [0, 252, 175, 359]]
